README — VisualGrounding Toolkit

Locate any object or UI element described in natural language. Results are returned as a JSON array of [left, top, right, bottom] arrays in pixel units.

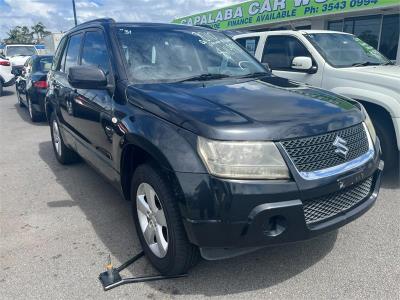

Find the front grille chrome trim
[[281, 123, 375, 180]]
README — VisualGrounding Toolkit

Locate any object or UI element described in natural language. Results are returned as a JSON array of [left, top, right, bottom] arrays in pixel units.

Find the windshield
[[305, 33, 391, 68], [115, 26, 267, 83], [6, 46, 37, 57]]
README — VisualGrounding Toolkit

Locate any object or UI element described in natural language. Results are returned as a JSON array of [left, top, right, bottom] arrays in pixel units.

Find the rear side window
[[236, 37, 260, 56], [64, 33, 83, 73], [262, 36, 311, 70], [81, 31, 110, 74]]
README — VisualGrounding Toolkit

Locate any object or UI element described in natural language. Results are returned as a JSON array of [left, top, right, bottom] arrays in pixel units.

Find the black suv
[[45, 19, 383, 275]]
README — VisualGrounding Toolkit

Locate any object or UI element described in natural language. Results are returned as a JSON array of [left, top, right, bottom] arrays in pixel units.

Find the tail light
[[33, 80, 48, 89], [0, 60, 10, 66]]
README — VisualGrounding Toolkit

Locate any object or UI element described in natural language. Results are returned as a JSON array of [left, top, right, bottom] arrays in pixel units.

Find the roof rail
[[75, 18, 115, 27]]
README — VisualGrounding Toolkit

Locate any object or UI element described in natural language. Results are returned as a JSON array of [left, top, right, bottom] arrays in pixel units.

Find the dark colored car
[[16, 55, 53, 122], [45, 19, 383, 275]]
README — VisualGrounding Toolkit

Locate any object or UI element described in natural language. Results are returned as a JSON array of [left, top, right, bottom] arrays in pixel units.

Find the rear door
[[54, 32, 84, 134], [261, 35, 322, 86]]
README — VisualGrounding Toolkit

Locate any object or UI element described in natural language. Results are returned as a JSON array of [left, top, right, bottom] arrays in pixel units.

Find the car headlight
[[197, 137, 290, 179], [360, 105, 377, 143]]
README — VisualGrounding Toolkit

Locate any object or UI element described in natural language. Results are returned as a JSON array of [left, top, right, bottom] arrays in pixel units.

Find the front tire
[[50, 112, 79, 164], [0, 80, 3, 97], [131, 163, 199, 275], [374, 119, 399, 177]]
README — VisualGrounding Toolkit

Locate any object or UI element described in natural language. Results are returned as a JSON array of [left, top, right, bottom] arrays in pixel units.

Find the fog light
[[263, 216, 286, 237]]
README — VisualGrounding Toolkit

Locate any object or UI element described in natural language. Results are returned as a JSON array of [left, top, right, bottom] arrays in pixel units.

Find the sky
[[0, 0, 242, 40]]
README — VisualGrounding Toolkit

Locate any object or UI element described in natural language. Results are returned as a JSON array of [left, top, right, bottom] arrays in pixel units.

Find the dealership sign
[[173, 0, 399, 30]]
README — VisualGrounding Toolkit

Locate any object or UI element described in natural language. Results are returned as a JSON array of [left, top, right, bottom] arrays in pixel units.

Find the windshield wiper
[[352, 61, 380, 67], [178, 73, 230, 82], [238, 71, 271, 78], [382, 61, 394, 66]]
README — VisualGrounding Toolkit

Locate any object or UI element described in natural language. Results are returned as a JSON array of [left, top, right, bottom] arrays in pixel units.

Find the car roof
[[234, 29, 352, 38], [66, 18, 215, 35]]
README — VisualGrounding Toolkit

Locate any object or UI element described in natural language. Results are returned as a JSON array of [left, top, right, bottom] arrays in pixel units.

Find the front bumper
[[178, 140, 383, 251]]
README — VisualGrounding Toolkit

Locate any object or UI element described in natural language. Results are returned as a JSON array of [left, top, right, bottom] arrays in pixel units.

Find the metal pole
[[72, 0, 77, 26]]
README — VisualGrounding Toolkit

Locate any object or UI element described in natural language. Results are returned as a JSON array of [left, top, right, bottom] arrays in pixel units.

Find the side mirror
[[68, 65, 107, 89], [262, 62, 271, 72], [291, 56, 316, 73]]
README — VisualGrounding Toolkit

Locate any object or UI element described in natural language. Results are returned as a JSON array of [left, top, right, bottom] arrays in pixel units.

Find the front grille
[[303, 176, 373, 225], [281, 123, 369, 172]]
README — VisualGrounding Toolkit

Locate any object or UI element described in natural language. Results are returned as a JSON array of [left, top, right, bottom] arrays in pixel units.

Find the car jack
[[99, 251, 187, 291]]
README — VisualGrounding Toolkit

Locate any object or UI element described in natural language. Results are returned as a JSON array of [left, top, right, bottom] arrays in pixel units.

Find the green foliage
[[3, 22, 50, 44]]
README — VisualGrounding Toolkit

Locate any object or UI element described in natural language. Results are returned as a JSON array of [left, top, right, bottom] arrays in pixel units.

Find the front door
[[67, 30, 115, 177], [261, 35, 322, 87]]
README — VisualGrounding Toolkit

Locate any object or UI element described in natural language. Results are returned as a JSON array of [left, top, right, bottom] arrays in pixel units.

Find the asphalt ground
[[1, 86, 399, 299]]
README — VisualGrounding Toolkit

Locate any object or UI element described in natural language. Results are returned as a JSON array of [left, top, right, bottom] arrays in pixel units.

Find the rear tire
[[0, 81, 3, 97], [16, 88, 24, 107], [131, 163, 199, 275], [50, 112, 79, 164], [27, 96, 41, 122]]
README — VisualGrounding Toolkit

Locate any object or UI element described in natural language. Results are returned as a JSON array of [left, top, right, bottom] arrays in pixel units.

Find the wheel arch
[[356, 100, 399, 152], [119, 137, 184, 203], [330, 85, 400, 150], [44, 96, 55, 124]]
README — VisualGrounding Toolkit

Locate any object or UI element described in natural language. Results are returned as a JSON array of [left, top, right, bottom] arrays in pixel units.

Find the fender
[[330, 86, 400, 150], [113, 103, 207, 175]]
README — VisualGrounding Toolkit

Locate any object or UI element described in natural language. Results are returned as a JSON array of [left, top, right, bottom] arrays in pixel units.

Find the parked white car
[[233, 30, 400, 176], [0, 55, 14, 96], [3, 44, 38, 70]]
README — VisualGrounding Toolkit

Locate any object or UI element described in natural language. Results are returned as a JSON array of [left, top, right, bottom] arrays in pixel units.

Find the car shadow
[[38, 141, 338, 296], [14, 103, 47, 126]]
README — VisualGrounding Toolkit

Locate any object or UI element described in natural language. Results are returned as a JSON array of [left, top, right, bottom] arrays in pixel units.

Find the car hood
[[126, 76, 364, 141], [8, 56, 30, 67]]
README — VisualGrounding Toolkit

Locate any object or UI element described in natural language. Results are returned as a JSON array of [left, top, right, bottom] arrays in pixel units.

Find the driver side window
[[262, 36, 312, 71], [81, 31, 110, 74]]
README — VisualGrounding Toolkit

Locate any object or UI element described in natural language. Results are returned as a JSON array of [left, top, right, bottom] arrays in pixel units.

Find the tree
[[3, 22, 50, 44], [31, 22, 51, 42]]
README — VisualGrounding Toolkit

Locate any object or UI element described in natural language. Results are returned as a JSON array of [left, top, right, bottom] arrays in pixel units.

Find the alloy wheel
[[136, 183, 168, 258], [28, 98, 33, 119], [52, 120, 62, 157]]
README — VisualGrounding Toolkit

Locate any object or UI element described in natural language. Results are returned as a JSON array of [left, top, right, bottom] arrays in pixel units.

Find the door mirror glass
[[68, 65, 107, 89], [291, 56, 313, 71]]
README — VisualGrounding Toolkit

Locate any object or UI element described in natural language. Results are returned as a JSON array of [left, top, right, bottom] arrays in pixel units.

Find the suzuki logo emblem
[[333, 136, 349, 159]]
